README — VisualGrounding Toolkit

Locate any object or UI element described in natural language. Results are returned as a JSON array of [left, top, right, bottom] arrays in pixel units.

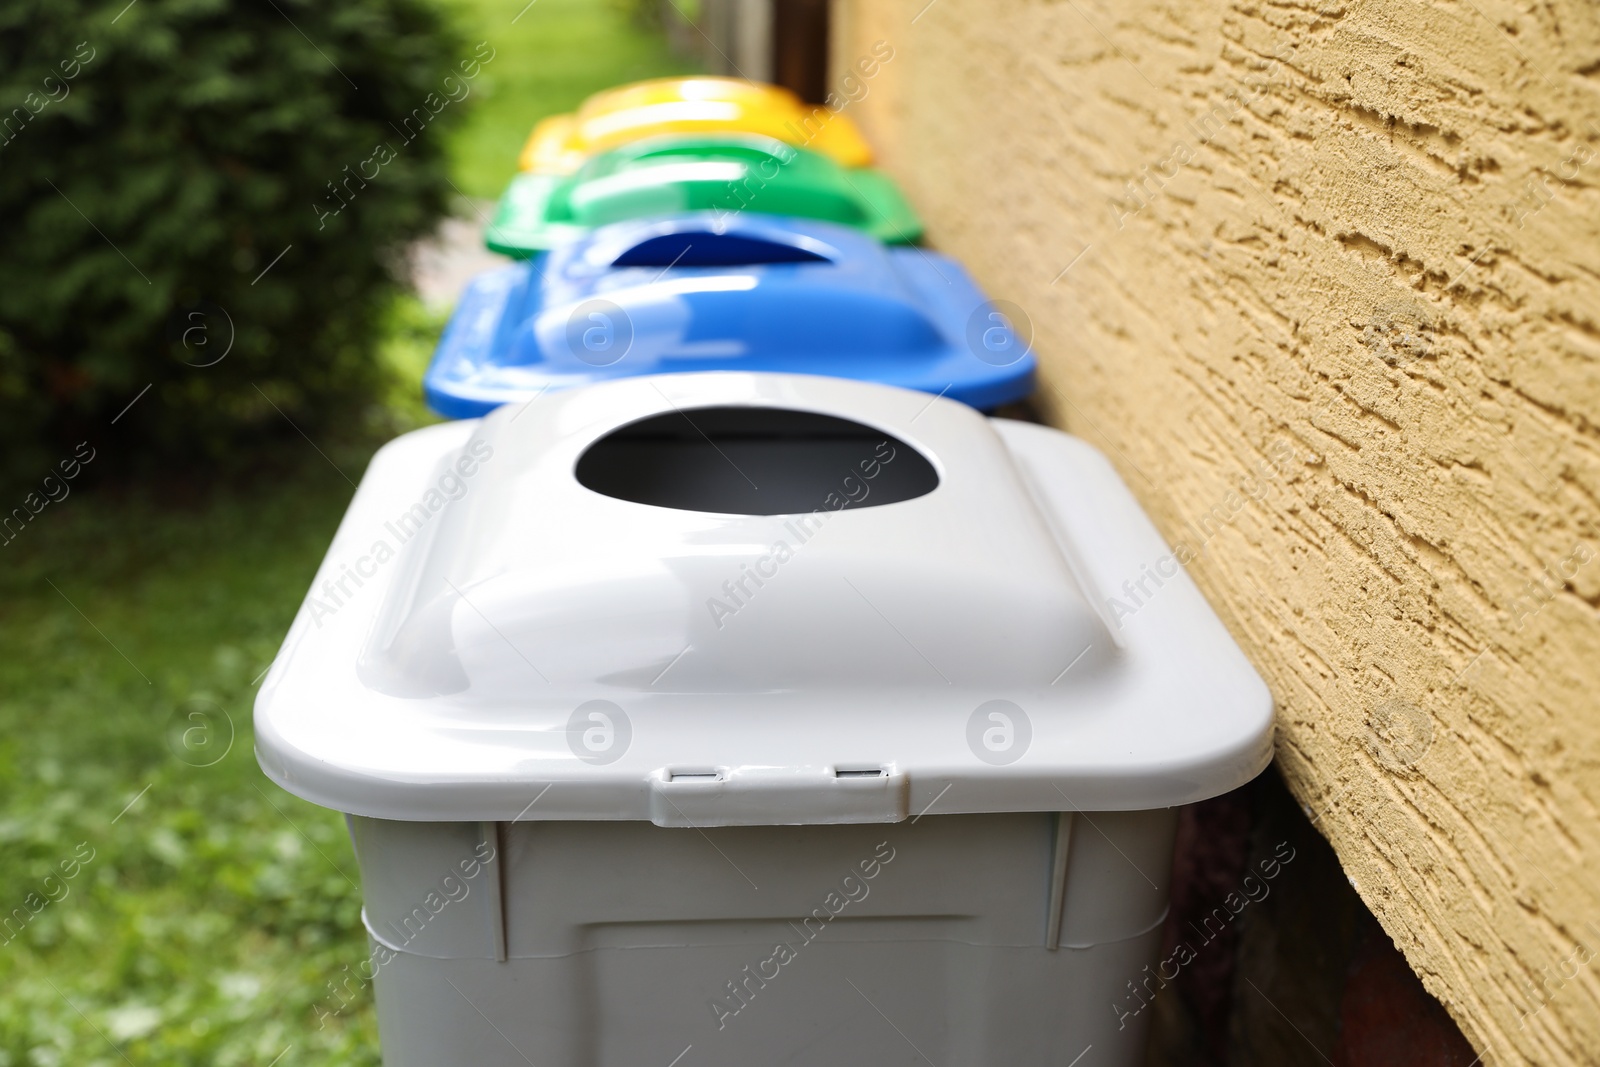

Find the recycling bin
[[520, 76, 873, 175], [486, 133, 922, 257], [255, 371, 1274, 1067], [426, 213, 1035, 419]]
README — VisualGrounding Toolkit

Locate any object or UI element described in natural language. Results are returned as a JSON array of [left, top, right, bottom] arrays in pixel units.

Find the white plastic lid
[[254, 372, 1272, 824]]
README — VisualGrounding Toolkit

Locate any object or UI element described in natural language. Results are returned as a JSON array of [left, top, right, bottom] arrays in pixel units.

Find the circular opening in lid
[[575, 406, 938, 515]]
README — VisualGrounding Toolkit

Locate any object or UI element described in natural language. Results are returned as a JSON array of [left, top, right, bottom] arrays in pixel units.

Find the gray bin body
[[353, 810, 1176, 1066]]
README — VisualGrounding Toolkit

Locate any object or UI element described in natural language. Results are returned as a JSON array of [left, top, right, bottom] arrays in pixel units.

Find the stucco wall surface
[[831, 2, 1600, 1063]]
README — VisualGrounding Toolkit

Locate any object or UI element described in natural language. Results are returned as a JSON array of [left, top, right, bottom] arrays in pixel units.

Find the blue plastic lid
[[424, 213, 1036, 418]]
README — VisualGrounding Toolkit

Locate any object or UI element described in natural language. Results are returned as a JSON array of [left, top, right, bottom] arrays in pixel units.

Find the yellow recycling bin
[[519, 76, 873, 174]]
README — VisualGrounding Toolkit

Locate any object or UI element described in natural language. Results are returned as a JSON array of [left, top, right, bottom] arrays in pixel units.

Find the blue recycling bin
[[423, 213, 1036, 418]]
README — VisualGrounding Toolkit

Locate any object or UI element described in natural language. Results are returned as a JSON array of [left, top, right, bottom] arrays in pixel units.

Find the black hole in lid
[[575, 407, 939, 516], [611, 232, 831, 268]]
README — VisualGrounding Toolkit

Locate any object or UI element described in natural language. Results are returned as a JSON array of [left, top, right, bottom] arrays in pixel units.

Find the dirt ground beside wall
[[832, 2, 1600, 1063]]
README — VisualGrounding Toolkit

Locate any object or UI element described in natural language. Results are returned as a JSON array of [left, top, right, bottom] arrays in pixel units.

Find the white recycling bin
[[255, 371, 1273, 1067]]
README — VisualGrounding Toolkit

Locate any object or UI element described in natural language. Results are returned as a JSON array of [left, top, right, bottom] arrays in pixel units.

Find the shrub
[[0, 0, 473, 484]]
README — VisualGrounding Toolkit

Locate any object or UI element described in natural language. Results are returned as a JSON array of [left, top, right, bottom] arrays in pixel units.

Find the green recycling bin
[[484, 133, 923, 258]]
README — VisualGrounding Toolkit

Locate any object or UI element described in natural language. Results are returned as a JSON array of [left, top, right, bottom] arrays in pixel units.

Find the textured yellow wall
[[832, 2, 1600, 1063]]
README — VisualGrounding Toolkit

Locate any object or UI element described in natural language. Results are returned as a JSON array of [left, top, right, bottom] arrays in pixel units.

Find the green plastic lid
[[485, 134, 923, 257]]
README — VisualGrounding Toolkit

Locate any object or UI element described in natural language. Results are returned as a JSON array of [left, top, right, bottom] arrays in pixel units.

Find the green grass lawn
[[440, 0, 699, 200], [0, 448, 388, 1066], [0, 3, 696, 1063]]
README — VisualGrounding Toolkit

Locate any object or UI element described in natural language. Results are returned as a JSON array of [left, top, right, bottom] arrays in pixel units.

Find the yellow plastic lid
[[518, 77, 873, 174]]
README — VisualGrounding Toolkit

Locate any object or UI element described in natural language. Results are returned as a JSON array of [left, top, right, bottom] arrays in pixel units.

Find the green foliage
[[0, 0, 468, 484], [438, 0, 699, 198], [605, 0, 666, 31]]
